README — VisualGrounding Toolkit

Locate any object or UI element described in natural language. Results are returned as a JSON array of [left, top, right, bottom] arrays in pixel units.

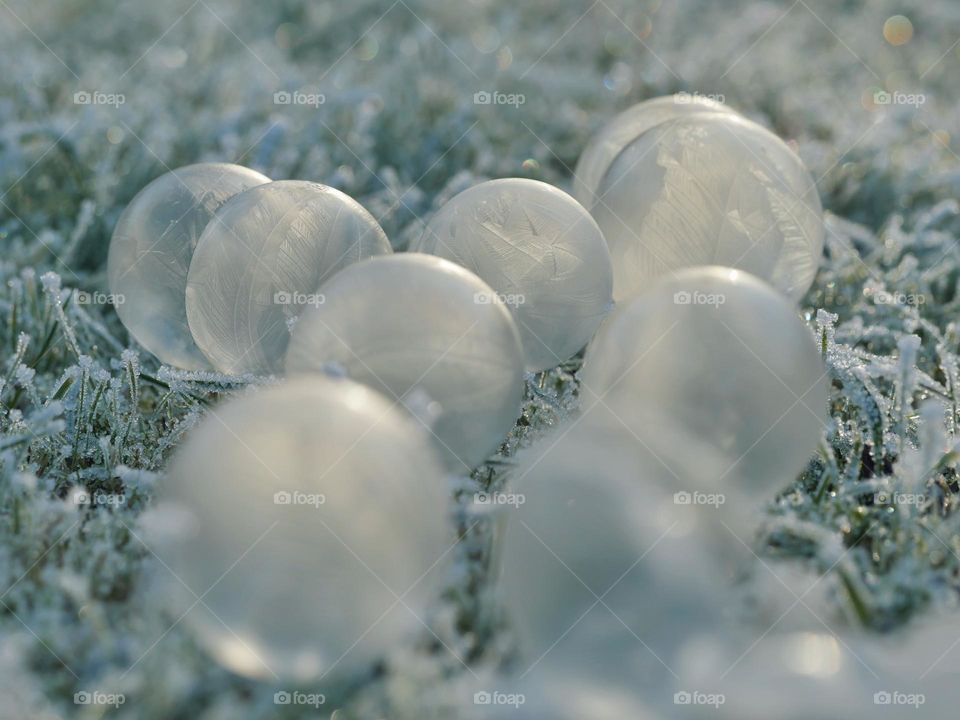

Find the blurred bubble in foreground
[[582, 267, 828, 518], [154, 376, 450, 682]]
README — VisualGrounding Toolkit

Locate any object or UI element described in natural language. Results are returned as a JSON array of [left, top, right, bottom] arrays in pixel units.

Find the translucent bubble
[[413, 179, 613, 370], [592, 112, 824, 302], [498, 419, 743, 694], [107, 163, 270, 369], [185, 180, 391, 374], [573, 94, 736, 211], [285, 254, 525, 472], [581, 267, 828, 508], [155, 376, 450, 682]]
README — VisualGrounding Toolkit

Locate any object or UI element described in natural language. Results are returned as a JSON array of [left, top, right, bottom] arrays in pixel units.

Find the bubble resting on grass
[[285, 253, 525, 472], [107, 163, 271, 369], [155, 376, 450, 683], [591, 112, 824, 302], [413, 178, 613, 370], [582, 267, 829, 515], [573, 94, 736, 211], [498, 419, 741, 695], [185, 180, 391, 375]]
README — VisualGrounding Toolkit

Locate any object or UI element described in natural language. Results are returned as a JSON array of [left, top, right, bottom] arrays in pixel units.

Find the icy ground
[[1, 0, 960, 717]]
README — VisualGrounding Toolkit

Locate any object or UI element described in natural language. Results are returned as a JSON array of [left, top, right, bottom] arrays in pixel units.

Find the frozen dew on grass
[[285, 253, 525, 472], [107, 163, 271, 370], [582, 267, 829, 529], [573, 93, 736, 211], [185, 180, 391, 375], [591, 112, 824, 302], [153, 376, 450, 683], [413, 178, 614, 371]]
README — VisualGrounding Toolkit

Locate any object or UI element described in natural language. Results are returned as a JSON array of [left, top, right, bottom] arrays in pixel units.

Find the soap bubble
[[413, 178, 613, 370], [107, 163, 270, 369], [154, 376, 450, 683], [285, 254, 525, 472], [498, 419, 743, 696], [581, 267, 828, 515], [591, 112, 823, 302], [185, 180, 391, 374], [573, 93, 735, 211]]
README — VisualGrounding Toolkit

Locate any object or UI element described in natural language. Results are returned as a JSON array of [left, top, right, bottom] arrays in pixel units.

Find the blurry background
[[3, 0, 959, 264], [1, 1, 960, 718]]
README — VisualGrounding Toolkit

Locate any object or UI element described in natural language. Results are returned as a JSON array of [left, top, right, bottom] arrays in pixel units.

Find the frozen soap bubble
[[285, 254, 525, 472], [573, 93, 735, 210], [591, 112, 824, 302], [154, 376, 450, 682], [412, 178, 613, 371], [185, 180, 391, 374], [498, 419, 742, 695], [107, 163, 270, 369], [581, 267, 828, 511]]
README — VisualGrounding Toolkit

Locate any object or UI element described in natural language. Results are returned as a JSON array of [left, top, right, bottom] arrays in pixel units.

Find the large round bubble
[[107, 163, 270, 369], [285, 254, 525, 472], [413, 178, 613, 370], [154, 376, 450, 682], [581, 267, 829, 508], [185, 180, 391, 374], [573, 94, 735, 211], [591, 112, 823, 302], [498, 419, 743, 694]]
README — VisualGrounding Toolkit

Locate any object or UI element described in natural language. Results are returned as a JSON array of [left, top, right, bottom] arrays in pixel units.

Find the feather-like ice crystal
[[185, 180, 391, 374], [107, 163, 271, 369], [413, 178, 613, 370], [591, 112, 824, 302], [573, 94, 736, 211]]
